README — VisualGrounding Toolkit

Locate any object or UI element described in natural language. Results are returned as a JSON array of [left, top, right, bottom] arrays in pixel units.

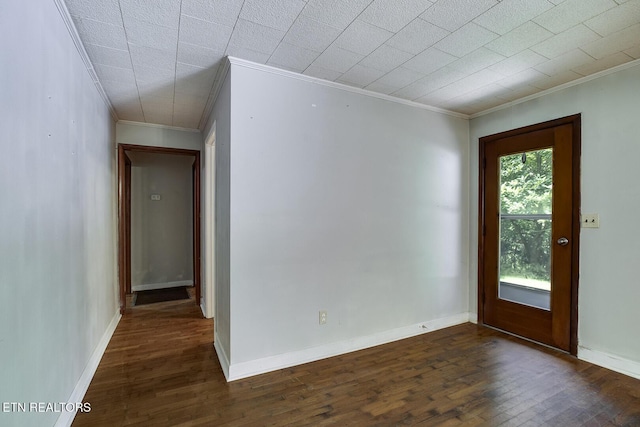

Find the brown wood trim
[[477, 134, 486, 325], [119, 143, 199, 156], [117, 143, 203, 313], [117, 144, 126, 314], [570, 116, 581, 356], [193, 153, 202, 306], [477, 114, 581, 355], [125, 154, 132, 295]]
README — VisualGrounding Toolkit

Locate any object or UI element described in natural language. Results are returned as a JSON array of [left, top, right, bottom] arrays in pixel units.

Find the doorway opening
[[118, 144, 201, 314], [478, 115, 581, 354]]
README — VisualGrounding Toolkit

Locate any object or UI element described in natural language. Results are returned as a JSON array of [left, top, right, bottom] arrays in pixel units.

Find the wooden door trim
[[117, 143, 202, 314], [477, 114, 581, 355]]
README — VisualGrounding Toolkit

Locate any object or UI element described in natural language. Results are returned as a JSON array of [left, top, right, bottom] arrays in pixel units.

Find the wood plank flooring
[[73, 298, 640, 426]]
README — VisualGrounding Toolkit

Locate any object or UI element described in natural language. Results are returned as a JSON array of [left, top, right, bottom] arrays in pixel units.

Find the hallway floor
[[73, 299, 640, 426]]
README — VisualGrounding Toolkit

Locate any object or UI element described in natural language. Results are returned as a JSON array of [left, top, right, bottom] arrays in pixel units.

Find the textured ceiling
[[63, 0, 640, 129]]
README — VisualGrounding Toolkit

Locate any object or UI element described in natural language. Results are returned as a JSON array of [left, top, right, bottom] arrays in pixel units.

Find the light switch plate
[[582, 213, 599, 228]]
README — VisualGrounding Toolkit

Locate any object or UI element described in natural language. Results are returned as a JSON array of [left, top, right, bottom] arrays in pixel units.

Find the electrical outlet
[[582, 213, 599, 228], [150, 194, 161, 201], [319, 310, 327, 325]]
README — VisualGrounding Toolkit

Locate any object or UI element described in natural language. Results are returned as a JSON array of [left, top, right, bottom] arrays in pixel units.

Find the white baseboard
[[578, 346, 640, 380], [214, 337, 231, 381], [226, 312, 470, 381], [132, 280, 193, 292], [55, 311, 121, 427], [468, 312, 478, 324]]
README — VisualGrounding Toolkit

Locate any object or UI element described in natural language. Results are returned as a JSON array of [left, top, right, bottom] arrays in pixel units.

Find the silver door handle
[[557, 237, 569, 246]]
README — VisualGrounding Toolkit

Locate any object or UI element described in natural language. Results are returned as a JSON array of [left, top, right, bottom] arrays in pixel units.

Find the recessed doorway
[[118, 144, 201, 313]]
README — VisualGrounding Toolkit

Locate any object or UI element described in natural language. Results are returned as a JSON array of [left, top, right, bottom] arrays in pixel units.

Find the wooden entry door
[[478, 115, 580, 353]]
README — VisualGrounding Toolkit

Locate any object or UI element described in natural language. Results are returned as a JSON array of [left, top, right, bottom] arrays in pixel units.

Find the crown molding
[[117, 120, 201, 133], [225, 56, 470, 120], [471, 58, 640, 119], [198, 57, 232, 131], [53, 0, 118, 122]]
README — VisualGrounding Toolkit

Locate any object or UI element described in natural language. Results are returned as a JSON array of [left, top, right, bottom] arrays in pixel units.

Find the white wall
[[0, 1, 118, 426], [469, 62, 640, 375], [208, 70, 232, 365], [116, 121, 202, 151], [129, 152, 194, 290], [223, 62, 470, 379]]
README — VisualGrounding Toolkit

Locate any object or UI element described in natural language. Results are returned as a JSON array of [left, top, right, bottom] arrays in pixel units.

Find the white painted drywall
[[208, 71, 232, 364], [0, 0, 117, 426], [469, 62, 640, 368], [226, 64, 470, 368], [129, 152, 194, 289], [116, 121, 202, 151]]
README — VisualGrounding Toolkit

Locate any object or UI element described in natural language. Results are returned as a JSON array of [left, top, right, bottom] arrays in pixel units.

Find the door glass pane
[[498, 148, 552, 310]]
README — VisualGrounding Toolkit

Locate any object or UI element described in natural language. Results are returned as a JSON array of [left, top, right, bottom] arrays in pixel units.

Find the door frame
[[117, 143, 201, 314], [477, 114, 581, 355]]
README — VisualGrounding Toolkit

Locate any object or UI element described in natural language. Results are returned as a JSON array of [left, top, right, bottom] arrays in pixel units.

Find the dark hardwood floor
[[73, 298, 640, 426]]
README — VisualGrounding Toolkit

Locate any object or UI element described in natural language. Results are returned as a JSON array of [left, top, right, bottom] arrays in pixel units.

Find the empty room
[[1, 0, 639, 426]]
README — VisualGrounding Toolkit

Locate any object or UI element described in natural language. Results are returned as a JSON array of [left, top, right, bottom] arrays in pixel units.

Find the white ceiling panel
[[375, 67, 424, 88], [625, 45, 640, 58], [65, 0, 122, 25], [132, 63, 175, 82], [534, 49, 595, 75], [447, 47, 505, 75], [585, 0, 640, 36], [582, 22, 640, 58], [119, 0, 180, 28], [225, 45, 271, 64], [533, 0, 616, 34], [531, 25, 601, 58], [282, 16, 342, 52], [181, 0, 244, 27], [129, 44, 177, 70], [303, 66, 343, 81], [485, 22, 553, 57], [137, 80, 175, 100], [73, 18, 128, 50], [334, 20, 393, 56], [268, 43, 321, 72], [84, 44, 132, 69], [310, 46, 365, 73], [123, 17, 178, 52], [495, 68, 549, 88], [434, 22, 498, 57], [473, 0, 554, 35], [403, 47, 458, 74], [301, 0, 373, 30], [178, 15, 233, 52], [420, 0, 498, 32], [359, 0, 434, 32], [386, 18, 450, 54], [63, 0, 640, 126], [228, 19, 286, 55], [177, 43, 225, 69], [530, 70, 583, 89], [240, 0, 306, 31], [573, 51, 634, 74], [359, 44, 414, 73], [337, 65, 387, 88], [364, 81, 399, 94], [413, 66, 467, 94], [94, 63, 136, 83], [489, 49, 548, 76]]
